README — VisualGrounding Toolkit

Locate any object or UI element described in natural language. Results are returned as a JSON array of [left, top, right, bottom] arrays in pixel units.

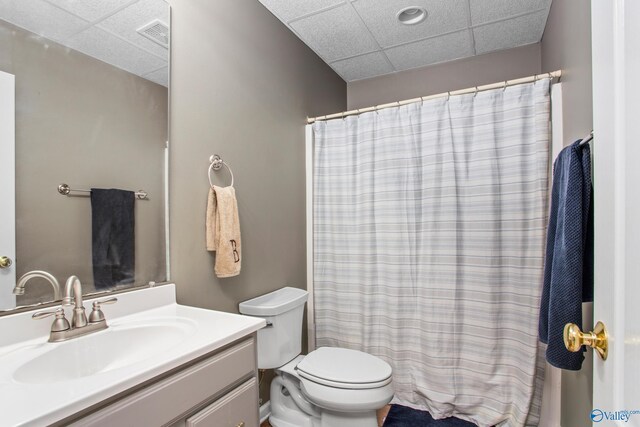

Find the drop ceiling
[[0, 0, 169, 87], [258, 0, 552, 82]]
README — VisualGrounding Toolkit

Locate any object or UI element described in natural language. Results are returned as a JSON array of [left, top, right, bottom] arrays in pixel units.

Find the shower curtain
[[312, 80, 550, 427]]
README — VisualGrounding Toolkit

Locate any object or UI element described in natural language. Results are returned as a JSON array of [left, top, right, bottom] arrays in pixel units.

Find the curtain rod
[[307, 70, 562, 124]]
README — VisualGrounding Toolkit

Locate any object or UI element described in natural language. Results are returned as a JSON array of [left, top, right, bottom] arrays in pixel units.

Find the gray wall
[[541, 1, 594, 426], [0, 20, 167, 304], [168, 0, 345, 402], [347, 44, 541, 110], [542, 0, 593, 143], [168, 1, 345, 312]]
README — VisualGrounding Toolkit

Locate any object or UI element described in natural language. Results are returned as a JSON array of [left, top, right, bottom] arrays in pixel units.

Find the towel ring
[[208, 154, 234, 188]]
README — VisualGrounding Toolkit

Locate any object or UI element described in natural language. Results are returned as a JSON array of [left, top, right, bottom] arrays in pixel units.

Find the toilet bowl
[[239, 287, 393, 427]]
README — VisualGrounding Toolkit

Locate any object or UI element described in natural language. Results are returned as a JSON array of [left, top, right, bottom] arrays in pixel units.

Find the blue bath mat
[[383, 404, 477, 426]]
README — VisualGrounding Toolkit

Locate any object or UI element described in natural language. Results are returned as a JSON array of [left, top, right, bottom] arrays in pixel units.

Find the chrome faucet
[[33, 275, 117, 342], [62, 275, 87, 327], [13, 271, 61, 300]]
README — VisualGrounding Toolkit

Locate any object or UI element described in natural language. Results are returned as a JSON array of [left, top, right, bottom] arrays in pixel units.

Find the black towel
[[91, 189, 135, 290], [538, 140, 594, 370]]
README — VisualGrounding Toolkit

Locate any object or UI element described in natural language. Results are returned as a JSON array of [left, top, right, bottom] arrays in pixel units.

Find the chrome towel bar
[[58, 183, 148, 200]]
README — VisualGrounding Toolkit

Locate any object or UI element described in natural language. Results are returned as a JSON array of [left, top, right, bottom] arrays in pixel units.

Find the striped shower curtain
[[312, 80, 550, 427]]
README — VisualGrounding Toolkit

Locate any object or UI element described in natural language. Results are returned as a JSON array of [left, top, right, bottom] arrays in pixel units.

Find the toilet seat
[[296, 347, 392, 390], [297, 370, 392, 389]]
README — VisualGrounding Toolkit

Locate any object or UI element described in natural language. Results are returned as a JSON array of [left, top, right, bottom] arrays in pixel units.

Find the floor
[[260, 405, 391, 427], [378, 405, 392, 426]]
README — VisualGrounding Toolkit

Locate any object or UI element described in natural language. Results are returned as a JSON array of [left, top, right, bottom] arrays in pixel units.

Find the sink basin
[[13, 317, 196, 384]]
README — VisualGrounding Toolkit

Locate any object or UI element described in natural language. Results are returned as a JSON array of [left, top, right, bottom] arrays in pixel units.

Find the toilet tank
[[239, 287, 308, 369]]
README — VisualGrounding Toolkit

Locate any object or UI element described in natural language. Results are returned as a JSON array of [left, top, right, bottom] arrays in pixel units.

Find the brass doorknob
[[0, 256, 12, 269], [563, 321, 608, 360]]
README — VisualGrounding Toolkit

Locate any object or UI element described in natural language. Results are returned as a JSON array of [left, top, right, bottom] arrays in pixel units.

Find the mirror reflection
[[0, 0, 169, 310]]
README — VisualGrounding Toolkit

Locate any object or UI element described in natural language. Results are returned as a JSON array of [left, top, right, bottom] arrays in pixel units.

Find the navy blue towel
[[383, 405, 477, 427], [538, 140, 594, 370], [91, 189, 135, 290]]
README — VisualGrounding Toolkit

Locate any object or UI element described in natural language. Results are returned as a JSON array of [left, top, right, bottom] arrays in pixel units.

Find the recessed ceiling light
[[396, 6, 428, 25]]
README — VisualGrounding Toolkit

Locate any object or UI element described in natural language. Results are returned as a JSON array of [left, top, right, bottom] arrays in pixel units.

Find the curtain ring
[[533, 74, 538, 84], [503, 80, 508, 92], [473, 86, 479, 97], [375, 106, 379, 115], [447, 91, 451, 101], [420, 96, 424, 106]]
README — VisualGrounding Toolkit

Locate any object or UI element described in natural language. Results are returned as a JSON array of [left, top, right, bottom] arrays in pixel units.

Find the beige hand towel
[[206, 185, 241, 278]]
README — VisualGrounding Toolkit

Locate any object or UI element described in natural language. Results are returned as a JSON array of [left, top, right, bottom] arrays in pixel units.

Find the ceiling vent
[[136, 19, 169, 48]]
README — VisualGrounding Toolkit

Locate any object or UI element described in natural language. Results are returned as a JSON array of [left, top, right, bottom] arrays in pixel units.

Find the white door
[[591, 0, 640, 424], [0, 70, 16, 310]]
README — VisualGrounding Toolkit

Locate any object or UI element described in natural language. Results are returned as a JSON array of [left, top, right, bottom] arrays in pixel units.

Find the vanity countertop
[[0, 284, 265, 426]]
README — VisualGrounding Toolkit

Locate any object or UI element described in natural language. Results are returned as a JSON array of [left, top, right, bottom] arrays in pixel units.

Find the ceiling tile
[[470, 0, 551, 25], [352, 0, 469, 48], [0, 0, 88, 42], [97, 0, 169, 59], [258, 0, 345, 23], [331, 52, 394, 81], [385, 30, 473, 71], [290, 4, 378, 62], [45, 0, 134, 22], [142, 66, 168, 87], [474, 11, 547, 55], [65, 26, 166, 76]]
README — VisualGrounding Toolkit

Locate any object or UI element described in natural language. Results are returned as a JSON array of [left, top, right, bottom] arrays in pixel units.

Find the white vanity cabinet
[[63, 335, 259, 427]]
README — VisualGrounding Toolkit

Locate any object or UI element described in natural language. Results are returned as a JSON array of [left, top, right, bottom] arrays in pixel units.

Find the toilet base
[[269, 371, 316, 427], [269, 371, 380, 427], [319, 410, 379, 427], [270, 409, 378, 427]]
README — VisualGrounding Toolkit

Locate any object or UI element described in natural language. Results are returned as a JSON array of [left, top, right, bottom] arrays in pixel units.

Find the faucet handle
[[33, 308, 71, 332], [89, 297, 118, 323]]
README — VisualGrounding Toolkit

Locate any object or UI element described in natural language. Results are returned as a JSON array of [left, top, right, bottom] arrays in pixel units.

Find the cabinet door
[[186, 378, 258, 427]]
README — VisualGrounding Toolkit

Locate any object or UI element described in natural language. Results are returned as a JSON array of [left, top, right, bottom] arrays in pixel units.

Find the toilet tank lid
[[239, 287, 308, 316]]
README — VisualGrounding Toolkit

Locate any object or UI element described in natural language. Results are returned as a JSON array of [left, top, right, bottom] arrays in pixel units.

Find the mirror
[[0, 0, 170, 310]]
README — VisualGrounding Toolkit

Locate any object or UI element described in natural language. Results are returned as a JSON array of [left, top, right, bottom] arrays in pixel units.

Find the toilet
[[239, 287, 394, 427]]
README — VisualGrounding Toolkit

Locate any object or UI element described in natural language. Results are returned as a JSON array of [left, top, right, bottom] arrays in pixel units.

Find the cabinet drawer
[[73, 338, 255, 427], [186, 378, 258, 427]]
